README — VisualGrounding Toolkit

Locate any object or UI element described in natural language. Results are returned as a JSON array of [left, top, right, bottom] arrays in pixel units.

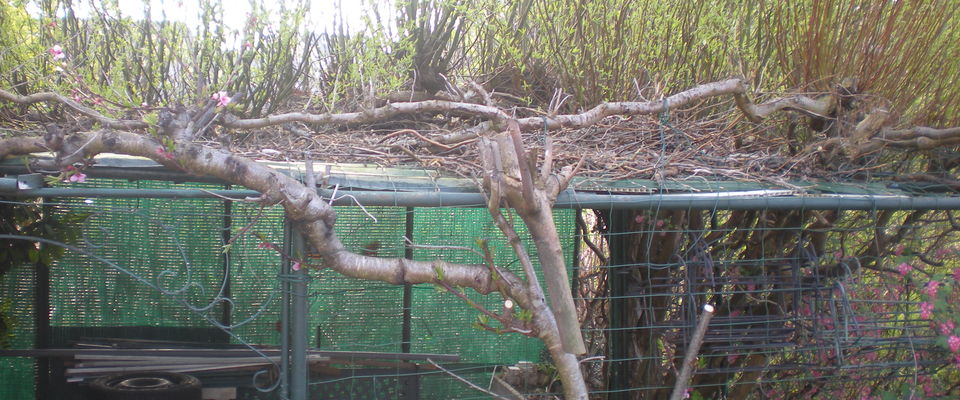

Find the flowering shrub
[[920, 266, 960, 368]]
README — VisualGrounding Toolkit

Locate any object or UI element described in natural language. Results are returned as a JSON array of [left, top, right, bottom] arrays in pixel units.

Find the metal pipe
[[279, 225, 291, 399], [4, 186, 960, 211], [289, 227, 308, 400], [0, 187, 262, 199], [670, 304, 715, 400]]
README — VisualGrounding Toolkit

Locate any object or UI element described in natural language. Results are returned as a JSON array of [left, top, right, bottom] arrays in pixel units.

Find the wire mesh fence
[[578, 207, 960, 399], [0, 177, 575, 399], [2, 175, 960, 399]]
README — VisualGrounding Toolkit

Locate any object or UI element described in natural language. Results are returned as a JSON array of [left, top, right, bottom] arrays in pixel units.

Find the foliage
[[0, 197, 86, 349], [4, 0, 958, 126]]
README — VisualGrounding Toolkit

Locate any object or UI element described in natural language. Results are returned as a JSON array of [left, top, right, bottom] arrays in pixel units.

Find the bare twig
[[0, 88, 146, 130], [426, 358, 513, 400]]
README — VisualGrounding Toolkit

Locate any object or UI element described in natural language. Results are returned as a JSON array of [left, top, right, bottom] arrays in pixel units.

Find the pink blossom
[[634, 215, 646, 224], [894, 244, 906, 256], [49, 44, 65, 60], [292, 261, 301, 271], [924, 280, 941, 298], [940, 321, 956, 335], [212, 91, 231, 107], [243, 42, 253, 49], [949, 335, 960, 353], [953, 268, 960, 282], [68, 172, 86, 183], [727, 354, 739, 364], [897, 262, 912, 276], [257, 242, 271, 249], [156, 147, 174, 160], [920, 302, 934, 319]]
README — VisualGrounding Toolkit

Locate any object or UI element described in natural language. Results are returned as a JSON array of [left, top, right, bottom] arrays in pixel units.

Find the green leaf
[[143, 111, 159, 126], [27, 248, 39, 263], [433, 260, 445, 280]]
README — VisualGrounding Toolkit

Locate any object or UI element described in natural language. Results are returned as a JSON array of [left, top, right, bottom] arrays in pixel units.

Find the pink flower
[[49, 44, 65, 60], [920, 302, 934, 319], [156, 146, 174, 160], [257, 242, 271, 249], [949, 336, 960, 353], [897, 262, 913, 276], [940, 321, 956, 335], [953, 268, 960, 282], [68, 172, 86, 183], [726, 354, 739, 364], [924, 280, 941, 298], [243, 42, 253, 49], [212, 91, 231, 107], [292, 261, 301, 271]]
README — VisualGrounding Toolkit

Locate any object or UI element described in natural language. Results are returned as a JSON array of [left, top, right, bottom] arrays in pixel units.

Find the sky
[[24, 0, 372, 36]]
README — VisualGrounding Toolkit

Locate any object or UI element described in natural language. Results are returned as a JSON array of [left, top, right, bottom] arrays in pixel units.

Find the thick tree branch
[[0, 132, 530, 304], [221, 100, 512, 129]]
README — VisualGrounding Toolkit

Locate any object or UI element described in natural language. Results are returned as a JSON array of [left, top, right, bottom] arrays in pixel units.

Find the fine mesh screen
[[0, 178, 576, 399], [0, 260, 36, 399]]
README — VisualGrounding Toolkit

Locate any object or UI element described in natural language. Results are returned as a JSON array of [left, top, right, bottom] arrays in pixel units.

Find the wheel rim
[[115, 376, 175, 389]]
